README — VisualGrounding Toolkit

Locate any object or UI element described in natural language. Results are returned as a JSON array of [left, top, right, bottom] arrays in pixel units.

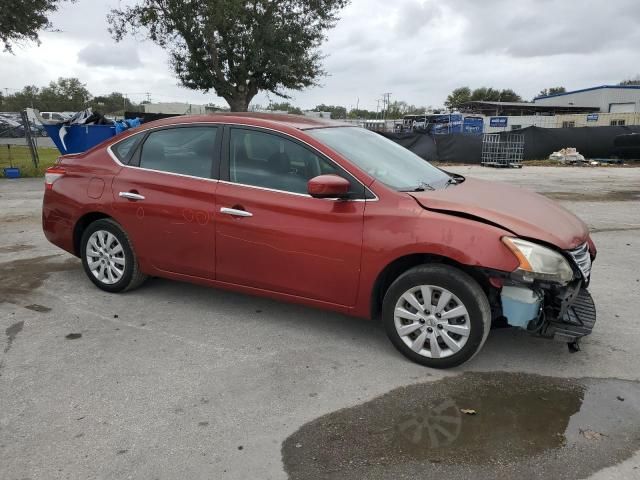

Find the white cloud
[[78, 42, 142, 68]]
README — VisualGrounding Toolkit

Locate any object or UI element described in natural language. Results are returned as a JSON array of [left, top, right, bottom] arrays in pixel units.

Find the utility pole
[[381, 92, 392, 121], [145, 92, 151, 103]]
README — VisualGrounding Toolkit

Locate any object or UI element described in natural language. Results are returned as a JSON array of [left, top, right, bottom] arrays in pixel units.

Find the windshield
[[306, 127, 451, 191]]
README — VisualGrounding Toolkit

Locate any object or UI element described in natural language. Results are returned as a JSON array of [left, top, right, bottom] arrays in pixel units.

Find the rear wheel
[[80, 218, 147, 293], [382, 264, 491, 368]]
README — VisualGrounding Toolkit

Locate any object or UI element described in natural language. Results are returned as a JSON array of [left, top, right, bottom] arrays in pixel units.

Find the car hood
[[410, 177, 588, 250]]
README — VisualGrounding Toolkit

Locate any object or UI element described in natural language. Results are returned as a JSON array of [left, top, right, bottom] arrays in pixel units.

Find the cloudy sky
[[1, 0, 639, 111]]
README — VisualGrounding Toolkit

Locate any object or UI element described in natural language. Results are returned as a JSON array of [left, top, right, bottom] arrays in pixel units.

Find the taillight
[[45, 167, 65, 190]]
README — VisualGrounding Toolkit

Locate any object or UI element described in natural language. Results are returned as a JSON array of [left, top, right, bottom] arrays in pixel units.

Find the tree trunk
[[226, 95, 250, 112]]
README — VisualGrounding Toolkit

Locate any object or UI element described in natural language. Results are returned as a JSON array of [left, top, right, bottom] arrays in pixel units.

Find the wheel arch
[[73, 211, 113, 256], [370, 253, 492, 320]]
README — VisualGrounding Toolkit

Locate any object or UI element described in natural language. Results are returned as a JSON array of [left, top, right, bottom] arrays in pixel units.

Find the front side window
[[139, 127, 218, 178], [306, 127, 451, 191], [228, 128, 361, 196]]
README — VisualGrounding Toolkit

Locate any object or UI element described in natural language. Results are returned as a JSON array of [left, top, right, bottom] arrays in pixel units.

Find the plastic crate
[[3, 167, 21, 178]]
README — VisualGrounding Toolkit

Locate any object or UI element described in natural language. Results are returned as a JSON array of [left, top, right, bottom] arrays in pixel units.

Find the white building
[[142, 102, 212, 115], [534, 85, 640, 113], [303, 111, 332, 119]]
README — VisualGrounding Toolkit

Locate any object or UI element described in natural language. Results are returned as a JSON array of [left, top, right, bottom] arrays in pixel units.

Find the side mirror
[[307, 174, 351, 199]]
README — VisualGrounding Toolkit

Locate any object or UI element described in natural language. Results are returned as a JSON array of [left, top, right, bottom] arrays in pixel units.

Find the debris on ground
[[24, 304, 52, 313], [617, 396, 625, 402], [580, 429, 608, 440], [65, 333, 82, 340], [549, 148, 586, 164], [460, 409, 477, 415]]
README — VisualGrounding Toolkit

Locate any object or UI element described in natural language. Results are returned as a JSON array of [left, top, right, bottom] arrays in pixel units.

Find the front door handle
[[220, 207, 253, 217], [119, 191, 146, 201]]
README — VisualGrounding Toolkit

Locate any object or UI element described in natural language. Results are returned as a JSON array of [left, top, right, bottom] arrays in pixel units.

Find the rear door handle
[[119, 192, 145, 201], [220, 207, 253, 217]]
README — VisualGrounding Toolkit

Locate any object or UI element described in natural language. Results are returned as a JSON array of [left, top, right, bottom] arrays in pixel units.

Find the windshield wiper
[[401, 181, 436, 192]]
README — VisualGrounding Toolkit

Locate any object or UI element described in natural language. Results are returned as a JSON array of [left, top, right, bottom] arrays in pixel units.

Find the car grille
[[568, 242, 592, 279]]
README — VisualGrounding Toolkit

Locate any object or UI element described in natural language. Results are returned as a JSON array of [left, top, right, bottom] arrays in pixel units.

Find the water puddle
[[282, 372, 640, 479]]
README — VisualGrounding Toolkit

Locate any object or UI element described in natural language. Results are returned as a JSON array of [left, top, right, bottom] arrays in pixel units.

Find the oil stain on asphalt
[[282, 372, 640, 480], [0, 255, 79, 303], [542, 190, 640, 202], [4, 321, 24, 354]]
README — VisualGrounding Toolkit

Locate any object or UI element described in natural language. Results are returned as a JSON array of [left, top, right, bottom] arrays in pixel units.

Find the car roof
[[139, 112, 351, 131]]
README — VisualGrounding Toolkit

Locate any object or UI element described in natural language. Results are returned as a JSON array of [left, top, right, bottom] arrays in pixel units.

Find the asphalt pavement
[[1, 166, 639, 479]]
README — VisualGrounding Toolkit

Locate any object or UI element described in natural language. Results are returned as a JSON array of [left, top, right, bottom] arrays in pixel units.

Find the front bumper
[[497, 278, 597, 344], [540, 287, 596, 343]]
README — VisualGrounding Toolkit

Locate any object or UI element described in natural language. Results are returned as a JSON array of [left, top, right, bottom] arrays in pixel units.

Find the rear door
[[111, 125, 221, 279], [214, 126, 368, 306]]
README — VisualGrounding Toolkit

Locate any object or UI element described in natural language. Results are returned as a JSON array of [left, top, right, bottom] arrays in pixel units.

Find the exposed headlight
[[502, 237, 574, 284]]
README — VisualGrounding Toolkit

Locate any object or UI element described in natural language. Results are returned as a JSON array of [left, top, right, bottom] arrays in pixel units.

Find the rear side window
[[139, 127, 218, 178], [111, 134, 141, 163]]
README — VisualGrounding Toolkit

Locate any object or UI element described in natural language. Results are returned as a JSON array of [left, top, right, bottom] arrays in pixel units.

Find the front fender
[[354, 203, 519, 318]]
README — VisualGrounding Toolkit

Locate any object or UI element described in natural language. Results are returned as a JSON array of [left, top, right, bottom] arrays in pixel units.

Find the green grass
[[0, 145, 60, 177]]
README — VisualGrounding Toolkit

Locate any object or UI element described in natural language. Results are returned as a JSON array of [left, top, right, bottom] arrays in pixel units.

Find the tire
[[80, 218, 147, 293], [382, 264, 491, 369]]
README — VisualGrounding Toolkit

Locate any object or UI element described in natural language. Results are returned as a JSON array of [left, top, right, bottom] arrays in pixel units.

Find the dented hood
[[410, 177, 588, 250]]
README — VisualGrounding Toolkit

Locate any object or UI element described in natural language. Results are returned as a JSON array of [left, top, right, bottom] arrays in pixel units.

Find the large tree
[[1, 0, 74, 52], [38, 77, 91, 111], [108, 0, 349, 112], [445, 87, 471, 109]]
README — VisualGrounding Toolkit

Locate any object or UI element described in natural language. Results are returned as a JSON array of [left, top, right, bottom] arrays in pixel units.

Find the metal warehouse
[[534, 85, 640, 113]]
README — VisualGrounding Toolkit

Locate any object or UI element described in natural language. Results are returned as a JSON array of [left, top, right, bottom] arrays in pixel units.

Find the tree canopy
[[538, 86, 566, 97], [108, 0, 349, 112], [619, 76, 640, 86], [1, 0, 74, 52], [266, 102, 302, 115], [0, 77, 141, 114], [445, 87, 522, 109], [312, 104, 347, 119]]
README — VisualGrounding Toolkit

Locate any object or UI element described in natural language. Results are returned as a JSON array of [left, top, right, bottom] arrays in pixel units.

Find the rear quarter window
[[111, 134, 142, 164]]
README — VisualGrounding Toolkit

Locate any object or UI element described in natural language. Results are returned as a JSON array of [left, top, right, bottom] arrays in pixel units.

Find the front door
[[215, 126, 367, 306], [112, 125, 221, 279]]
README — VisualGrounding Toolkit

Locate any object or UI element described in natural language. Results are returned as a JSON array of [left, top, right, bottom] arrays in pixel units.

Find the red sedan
[[43, 113, 596, 368]]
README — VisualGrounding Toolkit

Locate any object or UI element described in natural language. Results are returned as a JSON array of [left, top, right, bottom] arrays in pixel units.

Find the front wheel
[[80, 218, 147, 293], [382, 264, 491, 368]]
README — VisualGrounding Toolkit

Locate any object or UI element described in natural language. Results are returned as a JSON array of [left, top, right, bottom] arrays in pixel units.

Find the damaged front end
[[493, 239, 597, 351]]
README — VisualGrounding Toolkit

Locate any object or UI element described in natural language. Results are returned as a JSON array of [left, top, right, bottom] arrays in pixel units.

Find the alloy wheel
[[85, 230, 126, 285], [394, 285, 470, 359]]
